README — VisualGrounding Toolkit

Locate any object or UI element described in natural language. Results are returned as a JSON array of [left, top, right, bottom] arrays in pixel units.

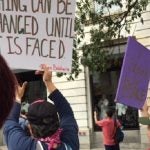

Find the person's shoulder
[[104, 118, 114, 124], [97, 118, 107, 124], [103, 118, 109, 121]]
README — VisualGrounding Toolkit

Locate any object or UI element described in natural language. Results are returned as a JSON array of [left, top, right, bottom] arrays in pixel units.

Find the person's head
[[27, 99, 60, 138], [106, 108, 114, 118], [0, 54, 16, 128]]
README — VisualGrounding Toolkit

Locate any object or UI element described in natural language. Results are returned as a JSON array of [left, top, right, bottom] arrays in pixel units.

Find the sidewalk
[[0, 146, 6, 150], [0, 146, 148, 150], [0, 146, 102, 150]]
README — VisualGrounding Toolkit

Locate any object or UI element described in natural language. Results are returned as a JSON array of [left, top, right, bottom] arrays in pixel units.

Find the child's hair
[[106, 108, 114, 118], [21, 109, 26, 115], [27, 100, 59, 138], [0, 55, 16, 128]]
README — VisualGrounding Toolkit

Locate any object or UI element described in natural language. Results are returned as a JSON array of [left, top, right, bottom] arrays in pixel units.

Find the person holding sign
[[3, 65, 79, 150], [0, 54, 16, 128]]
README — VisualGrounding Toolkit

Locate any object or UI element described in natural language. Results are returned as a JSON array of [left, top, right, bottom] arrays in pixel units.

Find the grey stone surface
[[0, 144, 149, 150], [0, 146, 7, 150]]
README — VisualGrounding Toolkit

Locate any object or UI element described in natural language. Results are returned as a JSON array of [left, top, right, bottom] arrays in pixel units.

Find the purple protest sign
[[115, 36, 150, 109]]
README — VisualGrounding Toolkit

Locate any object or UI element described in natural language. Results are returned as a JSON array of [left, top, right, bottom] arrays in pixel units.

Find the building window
[[91, 64, 139, 131]]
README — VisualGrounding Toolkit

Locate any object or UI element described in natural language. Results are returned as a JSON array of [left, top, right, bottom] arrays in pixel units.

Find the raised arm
[[3, 82, 37, 150], [37, 65, 74, 119], [6, 81, 27, 122], [38, 65, 79, 150], [41, 65, 57, 94], [94, 111, 98, 123]]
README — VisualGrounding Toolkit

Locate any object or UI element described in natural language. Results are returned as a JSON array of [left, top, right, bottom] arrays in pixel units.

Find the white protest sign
[[0, 0, 75, 73]]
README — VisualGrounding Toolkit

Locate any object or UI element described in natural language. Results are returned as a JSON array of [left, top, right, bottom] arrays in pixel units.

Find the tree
[[58, 0, 149, 80]]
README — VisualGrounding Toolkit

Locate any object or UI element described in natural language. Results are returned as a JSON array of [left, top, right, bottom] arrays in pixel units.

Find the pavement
[[0, 146, 6, 150], [0, 146, 105, 150], [0, 146, 147, 150]]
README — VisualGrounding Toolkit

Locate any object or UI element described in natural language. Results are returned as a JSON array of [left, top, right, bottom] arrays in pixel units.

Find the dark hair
[[106, 108, 114, 118], [0, 55, 16, 128], [21, 109, 26, 114], [27, 100, 59, 138]]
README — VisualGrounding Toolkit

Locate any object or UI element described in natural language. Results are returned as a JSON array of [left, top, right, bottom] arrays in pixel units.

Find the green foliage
[[77, 0, 149, 73], [57, 0, 149, 80], [56, 17, 83, 80], [56, 46, 82, 80]]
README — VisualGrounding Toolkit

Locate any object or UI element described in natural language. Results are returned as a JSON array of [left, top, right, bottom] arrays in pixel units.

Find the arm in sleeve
[[96, 120, 105, 127], [94, 112, 104, 127], [3, 102, 37, 150], [48, 89, 73, 119], [48, 89, 79, 150], [7, 102, 20, 122]]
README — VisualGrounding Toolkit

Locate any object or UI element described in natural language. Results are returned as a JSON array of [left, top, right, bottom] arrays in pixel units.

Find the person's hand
[[42, 64, 52, 84], [15, 82, 27, 103], [35, 64, 52, 83], [35, 64, 56, 93]]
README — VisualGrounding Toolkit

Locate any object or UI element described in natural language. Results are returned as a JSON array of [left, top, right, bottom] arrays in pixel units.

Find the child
[[94, 108, 121, 150]]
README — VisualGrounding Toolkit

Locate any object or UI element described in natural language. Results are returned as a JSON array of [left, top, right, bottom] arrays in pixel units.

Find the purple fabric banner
[[115, 37, 150, 109]]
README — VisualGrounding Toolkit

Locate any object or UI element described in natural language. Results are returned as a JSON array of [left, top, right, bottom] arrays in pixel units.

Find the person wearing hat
[[3, 65, 79, 150]]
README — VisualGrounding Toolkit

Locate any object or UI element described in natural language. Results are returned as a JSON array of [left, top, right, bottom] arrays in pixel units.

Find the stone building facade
[[0, 2, 150, 150]]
